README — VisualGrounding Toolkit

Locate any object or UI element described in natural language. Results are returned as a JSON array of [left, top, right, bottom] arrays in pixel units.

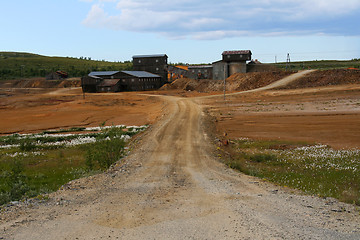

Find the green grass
[[0, 52, 133, 80], [274, 59, 360, 71], [0, 125, 146, 205], [223, 139, 360, 205]]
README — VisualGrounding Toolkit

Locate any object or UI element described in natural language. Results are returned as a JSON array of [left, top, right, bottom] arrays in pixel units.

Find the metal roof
[[88, 71, 120, 77], [132, 54, 168, 58], [122, 71, 161, 78], [188, 65, 213, 69], [222, 50, 251, 55]]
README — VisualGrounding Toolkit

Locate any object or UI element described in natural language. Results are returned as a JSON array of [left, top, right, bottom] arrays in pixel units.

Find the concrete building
[[213, 50, 252, 80]]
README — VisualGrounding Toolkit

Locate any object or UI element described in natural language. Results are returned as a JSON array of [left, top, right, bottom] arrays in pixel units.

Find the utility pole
[[223, 77, 226, 100], [286, 53, 291, 71], [275, 55, 277, 64]]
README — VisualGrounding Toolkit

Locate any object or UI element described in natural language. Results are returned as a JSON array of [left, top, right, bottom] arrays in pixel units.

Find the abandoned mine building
[[213, 50, 252, 80], [188, 65, 213, 80], [46, 70, 68, 80], [81, 53, 169, 93], [132, 54, 168, 84], [81, 70, 162, 93]]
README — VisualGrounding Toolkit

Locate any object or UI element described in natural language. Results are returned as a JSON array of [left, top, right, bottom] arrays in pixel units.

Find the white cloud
[[82, 4, 108, 27], [81, 0, 360, 39]]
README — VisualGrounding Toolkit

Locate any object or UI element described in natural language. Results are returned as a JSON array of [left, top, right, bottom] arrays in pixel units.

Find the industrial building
[[81, 70, 162, 93], [81, 50, 260, 92], [132, 54, 168, 84], [212, 50, 252, 80], [188, 65, 213, 79]]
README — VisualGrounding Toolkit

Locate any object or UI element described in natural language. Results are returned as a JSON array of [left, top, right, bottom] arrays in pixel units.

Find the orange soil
[[0, 88, 165, 135], [202, 84, 360, 149]]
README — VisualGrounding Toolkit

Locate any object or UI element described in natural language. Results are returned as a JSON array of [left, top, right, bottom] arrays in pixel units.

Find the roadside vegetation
[[0, 125, 147, 205], [222, 138, 360, 205], [0, 52, 132, 80]]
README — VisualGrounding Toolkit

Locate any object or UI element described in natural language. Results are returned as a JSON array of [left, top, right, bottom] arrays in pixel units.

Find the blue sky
[[1, 0, 359, 63]]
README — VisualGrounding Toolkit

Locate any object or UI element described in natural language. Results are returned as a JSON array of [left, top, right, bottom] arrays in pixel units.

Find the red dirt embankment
[[161, 69, 360, 93], [277, 69, 360, 89], [160, 71, 293, 92], [0, 78, 81, 88]]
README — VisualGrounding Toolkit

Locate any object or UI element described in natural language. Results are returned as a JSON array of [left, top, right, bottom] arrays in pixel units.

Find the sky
[[1, 0, 359, 64]]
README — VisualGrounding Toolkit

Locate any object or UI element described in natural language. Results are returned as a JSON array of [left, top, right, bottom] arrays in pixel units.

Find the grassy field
[[0, 52, 132, 80], [221, 139, 360, 205], [0, 125, 147, 205], [275, 59, 360, 71]]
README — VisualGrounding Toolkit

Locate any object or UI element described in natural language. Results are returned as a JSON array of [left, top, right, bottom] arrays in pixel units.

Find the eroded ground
[[0, 88, 165, 135], [201, 84, 360, 149]]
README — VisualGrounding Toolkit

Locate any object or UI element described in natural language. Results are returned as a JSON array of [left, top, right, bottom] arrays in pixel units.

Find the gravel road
[[1, 72, 360, 239]]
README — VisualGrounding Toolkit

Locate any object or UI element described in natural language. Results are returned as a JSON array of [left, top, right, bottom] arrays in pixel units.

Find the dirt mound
[[160, 72, 293, 92], [278, 69, 360, 89], [224, 71, 293, 91]]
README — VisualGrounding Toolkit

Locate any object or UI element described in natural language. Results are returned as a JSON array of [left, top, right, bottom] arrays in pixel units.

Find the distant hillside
[[275, 59, 360, 71], [0, 52, 133, 80]]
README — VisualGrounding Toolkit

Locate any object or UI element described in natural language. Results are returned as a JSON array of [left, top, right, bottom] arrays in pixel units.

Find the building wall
[[81, 76, 103, 93], [188, 66, 213, 79], [212, 61, 227, 80], [222, 51, 252, 62], [229, 62, 247, 75], [133, 55, 168, 83]]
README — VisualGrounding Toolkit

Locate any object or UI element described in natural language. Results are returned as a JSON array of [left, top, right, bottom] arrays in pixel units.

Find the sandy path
[[1, 72, 360, 239]]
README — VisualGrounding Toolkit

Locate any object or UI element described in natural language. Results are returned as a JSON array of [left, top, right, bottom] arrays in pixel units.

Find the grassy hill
[[275, 59, 360, 71], [0, 52, 133, 80]]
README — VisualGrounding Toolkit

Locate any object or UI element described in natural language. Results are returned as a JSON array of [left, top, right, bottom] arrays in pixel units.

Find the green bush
[[0, 158, 30, 203], [85, 138, 125, 170], [19, 138, 37, 151], [249, 153, 277, 163]]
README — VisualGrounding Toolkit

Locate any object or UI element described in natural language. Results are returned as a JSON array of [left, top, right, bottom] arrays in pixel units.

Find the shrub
[[249, 153, 277, 163], [85, 138, 125, 170], [19, 138, 37, 151], [0, 158, 30, 204]]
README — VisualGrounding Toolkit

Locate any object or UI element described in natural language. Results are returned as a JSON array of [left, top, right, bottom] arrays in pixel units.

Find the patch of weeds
[[249, 153, 277, 163], [0, 158, 30, 204], [224, 138, 360, 206], [85, 138, 125, 170], [0, 124, 148, 206]]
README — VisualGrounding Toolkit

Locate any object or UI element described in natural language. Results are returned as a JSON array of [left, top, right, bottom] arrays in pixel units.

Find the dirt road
[[2, 95, 360, 239], [1, 72, 360, 239]]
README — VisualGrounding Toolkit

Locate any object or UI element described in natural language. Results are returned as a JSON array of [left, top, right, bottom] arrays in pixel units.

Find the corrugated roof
[[188, 65, 213, 69], [132, 54, 167, 58], [122, 71, 161, 78], [222, 50, 251, 55], [89, 71, 120, 77]]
